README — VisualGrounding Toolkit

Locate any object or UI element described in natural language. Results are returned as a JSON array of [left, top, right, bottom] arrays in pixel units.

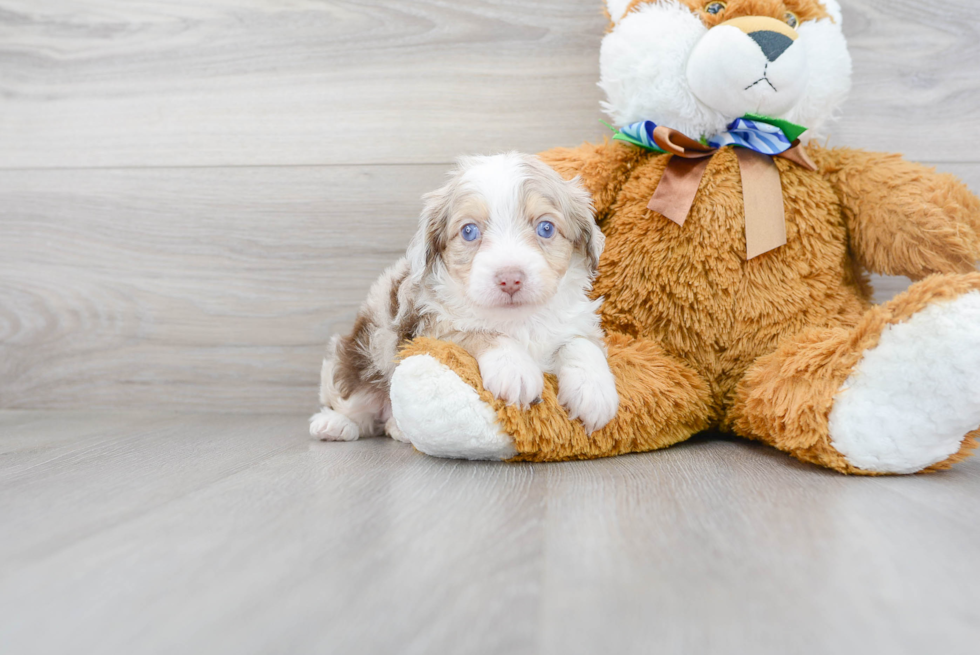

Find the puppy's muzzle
[[494, 268, 525, 297]]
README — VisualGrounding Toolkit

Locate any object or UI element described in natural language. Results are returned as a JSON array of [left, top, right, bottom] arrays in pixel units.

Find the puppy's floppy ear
[[562, 175, 604, 278], [406, 183, 454, 283], [524, 154, 605, 277]]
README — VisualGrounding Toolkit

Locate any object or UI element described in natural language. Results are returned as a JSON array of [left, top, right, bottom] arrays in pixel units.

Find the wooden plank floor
[[2, 411, 980, 655]]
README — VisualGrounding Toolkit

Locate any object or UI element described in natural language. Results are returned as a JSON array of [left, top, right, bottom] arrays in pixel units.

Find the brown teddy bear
[[387, 0, 980, 474]]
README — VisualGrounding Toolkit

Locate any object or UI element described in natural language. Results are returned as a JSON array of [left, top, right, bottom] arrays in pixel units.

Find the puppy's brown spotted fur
[[331, 261, 419, 401]]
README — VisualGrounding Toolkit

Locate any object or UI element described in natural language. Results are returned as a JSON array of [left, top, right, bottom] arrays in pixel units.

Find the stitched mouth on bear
[[745, 63, 777, 92]]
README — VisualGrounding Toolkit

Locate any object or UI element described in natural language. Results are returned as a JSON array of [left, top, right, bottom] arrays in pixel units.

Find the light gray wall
[[1, 0, 977, 412]]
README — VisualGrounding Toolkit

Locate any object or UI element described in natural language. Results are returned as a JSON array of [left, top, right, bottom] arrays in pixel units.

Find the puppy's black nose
[[749, 30, 794, 62]]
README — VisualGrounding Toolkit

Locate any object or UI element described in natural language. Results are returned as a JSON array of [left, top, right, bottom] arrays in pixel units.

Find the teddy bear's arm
[[809, 145, 980, 279], [538, 140, 647, 224]]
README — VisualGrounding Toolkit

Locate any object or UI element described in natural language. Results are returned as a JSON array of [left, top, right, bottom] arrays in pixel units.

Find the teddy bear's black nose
[[749, 30, 794, 62]]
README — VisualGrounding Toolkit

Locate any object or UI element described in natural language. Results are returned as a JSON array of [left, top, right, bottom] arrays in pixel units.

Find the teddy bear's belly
[[594, 151, 869, 408]]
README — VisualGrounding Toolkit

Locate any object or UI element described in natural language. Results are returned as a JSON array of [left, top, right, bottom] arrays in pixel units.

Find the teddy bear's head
[[600, 0, 851, 140]]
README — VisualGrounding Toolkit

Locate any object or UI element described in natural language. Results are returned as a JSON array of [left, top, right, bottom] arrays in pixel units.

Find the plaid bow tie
[[607, 114, 816, 259], [614, 114, 807, 157]]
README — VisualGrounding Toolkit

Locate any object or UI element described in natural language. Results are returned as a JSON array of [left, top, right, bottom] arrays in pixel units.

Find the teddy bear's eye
[[784, 11, 799, 28], [705, 1, 727, 15]]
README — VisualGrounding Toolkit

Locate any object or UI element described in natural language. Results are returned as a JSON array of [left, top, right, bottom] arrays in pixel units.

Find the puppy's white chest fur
[[427, 272, 604, 375]]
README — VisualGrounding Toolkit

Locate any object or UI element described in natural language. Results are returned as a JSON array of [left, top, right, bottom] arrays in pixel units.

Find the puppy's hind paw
[[310, 409, 360, 441], [558, 366, 620, 434], [385, 417, 411, 444]]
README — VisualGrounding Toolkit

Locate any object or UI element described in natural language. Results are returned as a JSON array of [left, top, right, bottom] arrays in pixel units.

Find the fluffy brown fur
[[613, 0, 831, 29], [400, 333, 711, 462], [401, 140, 980, 472], [731, 271, 980, 473]]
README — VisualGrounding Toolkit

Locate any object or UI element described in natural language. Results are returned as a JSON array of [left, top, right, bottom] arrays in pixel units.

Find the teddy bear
[[385, 0, 980, 474]]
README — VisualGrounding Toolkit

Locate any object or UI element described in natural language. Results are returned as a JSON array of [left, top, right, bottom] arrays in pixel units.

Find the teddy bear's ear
[[819, 0, 843, 23], [604, 0, 635, 25]]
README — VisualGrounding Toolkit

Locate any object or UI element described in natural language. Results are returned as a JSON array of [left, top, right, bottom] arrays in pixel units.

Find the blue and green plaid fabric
[[706, 117, 793, 155], [617, 120, 663, 151], [617, 117, 796, 156]]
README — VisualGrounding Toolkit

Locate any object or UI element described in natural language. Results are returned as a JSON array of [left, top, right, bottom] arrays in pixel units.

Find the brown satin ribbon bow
[[644, 126, 817, 259]]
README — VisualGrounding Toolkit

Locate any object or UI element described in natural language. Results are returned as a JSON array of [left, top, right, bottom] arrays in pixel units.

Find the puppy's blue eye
[[461, 223, 481, 242], [536, 221, 555, 239]]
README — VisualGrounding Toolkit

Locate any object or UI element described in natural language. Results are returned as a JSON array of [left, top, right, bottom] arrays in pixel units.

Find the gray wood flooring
[[2, 411, 979, 655]]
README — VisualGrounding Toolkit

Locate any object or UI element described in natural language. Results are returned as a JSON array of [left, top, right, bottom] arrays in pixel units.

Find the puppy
[[310, 152, 619, 443]]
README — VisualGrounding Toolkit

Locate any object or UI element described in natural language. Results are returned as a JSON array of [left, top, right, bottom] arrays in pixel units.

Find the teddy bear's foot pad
[[390, 354, 517, 460], [829, 291, 980, 473]]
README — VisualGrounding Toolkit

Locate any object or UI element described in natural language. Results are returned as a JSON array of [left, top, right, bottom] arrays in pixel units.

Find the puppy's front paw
[[478, 347, 544, 409], [558, 365, 619, 434], [310, 409, 360, 441]]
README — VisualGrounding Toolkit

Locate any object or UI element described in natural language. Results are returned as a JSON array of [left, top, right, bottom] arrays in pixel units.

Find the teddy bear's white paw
[[828, 290, 980, 473], [558, 363, 620, 434], [309, 408, 360, 441], [390, 354, 517, 460], [477, 346, 544, 409]]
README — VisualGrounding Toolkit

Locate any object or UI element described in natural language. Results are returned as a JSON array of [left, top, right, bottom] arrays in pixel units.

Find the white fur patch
[[600, 2, 725, 138], [605, 0, 633, 24], [820, 0, 843, 24], [390, 354, 517, 460], [462, 160, 554, 307], [786, 16, 851, 140], [828, 291, 980, 474]]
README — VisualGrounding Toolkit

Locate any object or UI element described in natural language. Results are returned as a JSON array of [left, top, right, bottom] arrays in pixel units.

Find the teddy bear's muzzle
[[720, 15, 799, 58], [687, 15, 809, 121]]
